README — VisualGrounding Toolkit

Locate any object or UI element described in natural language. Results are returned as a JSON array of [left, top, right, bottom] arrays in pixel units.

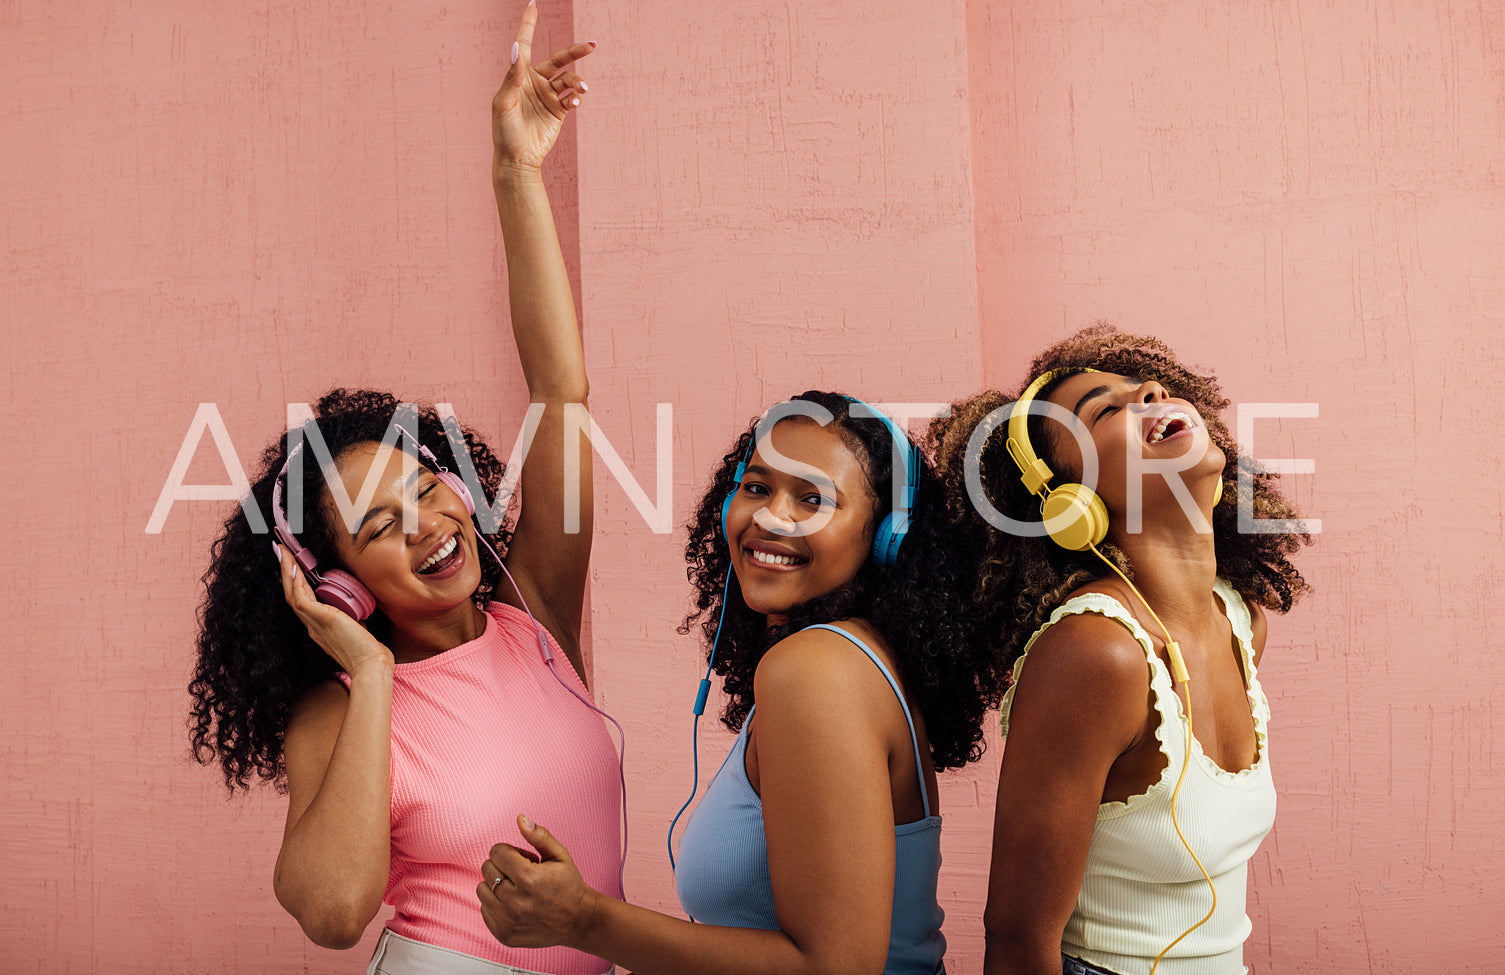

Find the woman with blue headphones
[[475, 392, 1004, 974], [929, 324, 1312, 975], [188, 9, 625, 974]]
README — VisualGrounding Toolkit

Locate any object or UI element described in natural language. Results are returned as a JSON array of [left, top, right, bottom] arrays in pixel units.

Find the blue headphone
[[718, 395, 918, 567], [672, 395, 920, 876]]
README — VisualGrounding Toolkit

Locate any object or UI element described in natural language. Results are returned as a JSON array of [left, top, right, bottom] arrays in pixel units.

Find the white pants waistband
[[365, 929, 610, 975]]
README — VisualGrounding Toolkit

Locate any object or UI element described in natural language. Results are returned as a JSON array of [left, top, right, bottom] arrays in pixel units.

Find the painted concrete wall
[[566, 0, 989, 958], [966, 1, 1505, 972], [2, 0, 1501, 972], [3, 0, 582, 968]]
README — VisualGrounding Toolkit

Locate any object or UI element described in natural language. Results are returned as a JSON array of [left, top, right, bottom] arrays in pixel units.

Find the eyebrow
[[352, 466, 431, 537], [743, 462, 844, 500], [1072, 384, 1115, 419]]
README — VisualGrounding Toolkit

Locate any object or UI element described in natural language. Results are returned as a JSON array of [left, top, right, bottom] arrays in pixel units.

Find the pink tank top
[[344, 603, 620, 974]]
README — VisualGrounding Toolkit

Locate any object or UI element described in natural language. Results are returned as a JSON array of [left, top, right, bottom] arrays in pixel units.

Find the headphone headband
[[269, 421, 477, 621], [719, 395, 920, 567], [1001, 367, 1108, 553], [1004, 367, 1098, 497], [843, 396, 919, 566]]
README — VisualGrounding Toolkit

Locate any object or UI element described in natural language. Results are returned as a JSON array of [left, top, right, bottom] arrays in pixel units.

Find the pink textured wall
[[2, 0, 1501, 972], [568, 0, 990, 959], [2, 0, 581, 968], [966, 1, 1505, 972]]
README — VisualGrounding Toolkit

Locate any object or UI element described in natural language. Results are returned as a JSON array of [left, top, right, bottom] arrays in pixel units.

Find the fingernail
[[570, 97, 580, 108], [510, 42, 519, 65], [520, 814, 534, 830], [589, 41, 598, 48], [273, 541, 284, 563], [578, 81, 587, 92]]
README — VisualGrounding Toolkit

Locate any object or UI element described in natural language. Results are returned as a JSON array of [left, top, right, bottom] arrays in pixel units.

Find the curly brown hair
[[680, 391, 1006, 771], [189, 389, 513, 791], [926, 323, 1312, 672]]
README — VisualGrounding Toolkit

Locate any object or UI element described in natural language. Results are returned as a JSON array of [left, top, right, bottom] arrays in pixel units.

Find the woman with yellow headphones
[[929, 324, 1312, 975]]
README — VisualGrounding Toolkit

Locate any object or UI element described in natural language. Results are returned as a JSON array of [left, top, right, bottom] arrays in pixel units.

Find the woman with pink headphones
[[188, 9, 621, 974]]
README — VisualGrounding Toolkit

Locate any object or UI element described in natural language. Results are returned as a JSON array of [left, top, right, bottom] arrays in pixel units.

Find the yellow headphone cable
[[1084, 542, 1216, 975]]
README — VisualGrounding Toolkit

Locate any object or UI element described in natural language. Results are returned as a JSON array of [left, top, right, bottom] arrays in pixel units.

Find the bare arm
[[982, 616, 1150, 975], [271, 549, 395, 949], [488, 6, 597, 678], [477, 630, 907, 975]]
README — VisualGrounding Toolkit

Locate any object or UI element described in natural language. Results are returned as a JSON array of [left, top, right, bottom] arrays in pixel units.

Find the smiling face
[[1042, 371, 1224, 520], [724, 418, 880, 621], [319, 441, 483, 622]]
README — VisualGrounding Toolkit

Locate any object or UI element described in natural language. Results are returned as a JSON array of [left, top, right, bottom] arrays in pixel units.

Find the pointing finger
[[511, 0, 538, 72], [534, 40, 597, 80]]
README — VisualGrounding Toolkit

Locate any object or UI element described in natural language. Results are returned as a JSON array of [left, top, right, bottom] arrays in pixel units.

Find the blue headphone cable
[[666, 568, 733, 872]]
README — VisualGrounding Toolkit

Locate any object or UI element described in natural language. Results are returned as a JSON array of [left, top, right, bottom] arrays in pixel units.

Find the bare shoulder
[[1006, 605, 1153, 760], [753, 621, 893, 707], [1021, 599, 1152, 697]]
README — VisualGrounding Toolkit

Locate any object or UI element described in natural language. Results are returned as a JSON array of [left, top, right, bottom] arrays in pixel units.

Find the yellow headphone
[[1003, 368, 1110, 551], [1003, 367, 1222, 973], [1004, 368, 1222, 553]]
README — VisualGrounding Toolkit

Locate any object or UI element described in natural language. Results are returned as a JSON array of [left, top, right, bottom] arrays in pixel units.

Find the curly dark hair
[[927, 323, 1313, 672], [189, 389, 513, 791], [679, 391, 1006, 772]]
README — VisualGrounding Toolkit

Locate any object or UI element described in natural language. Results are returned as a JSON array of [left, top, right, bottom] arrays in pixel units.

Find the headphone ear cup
[[435, 470, 476, 517], [720, 488, 737, 541], [870, 510, 909, 567], [1212, 475, 1225, 507], [315, 569, 377, 621], [1040, 483, 1109, 552]]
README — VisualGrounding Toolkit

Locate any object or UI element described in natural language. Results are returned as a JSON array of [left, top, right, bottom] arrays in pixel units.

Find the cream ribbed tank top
[[1000, 579, 1274, 975]]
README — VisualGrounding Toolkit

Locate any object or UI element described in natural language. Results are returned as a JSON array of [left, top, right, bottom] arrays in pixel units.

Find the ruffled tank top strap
[[800, 623, 932, 819], [1000, 592, 1177, 742], [1212, 577, 1272, 738], [1211, 579, 1256, 673]]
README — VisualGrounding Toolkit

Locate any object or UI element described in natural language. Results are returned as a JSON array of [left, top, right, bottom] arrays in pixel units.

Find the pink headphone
[[270, 425, 474, 621]]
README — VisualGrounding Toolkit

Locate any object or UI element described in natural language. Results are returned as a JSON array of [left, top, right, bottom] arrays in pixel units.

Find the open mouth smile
[[744, 541, 809, 570], [1144, 409, 1197, 444], [417, 533, 463, 575]]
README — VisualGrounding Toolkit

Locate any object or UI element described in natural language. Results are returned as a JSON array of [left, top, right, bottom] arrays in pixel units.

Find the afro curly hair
[[189, 389, 513, 791], [927, 323, 1312, 673]]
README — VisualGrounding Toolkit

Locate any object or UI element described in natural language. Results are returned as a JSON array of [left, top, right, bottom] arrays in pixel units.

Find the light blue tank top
[[673, 624, 945, 974]]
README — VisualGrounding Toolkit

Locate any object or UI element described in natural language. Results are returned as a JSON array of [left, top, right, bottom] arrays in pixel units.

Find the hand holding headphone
[[270, 431, 478, 622], [274, 538, 394, 678]]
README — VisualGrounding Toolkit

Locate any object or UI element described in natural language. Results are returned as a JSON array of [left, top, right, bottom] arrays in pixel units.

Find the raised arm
[[982, 616, 1149, 975], [475, 630, 906, 975], [489, 4, 597, 677]]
